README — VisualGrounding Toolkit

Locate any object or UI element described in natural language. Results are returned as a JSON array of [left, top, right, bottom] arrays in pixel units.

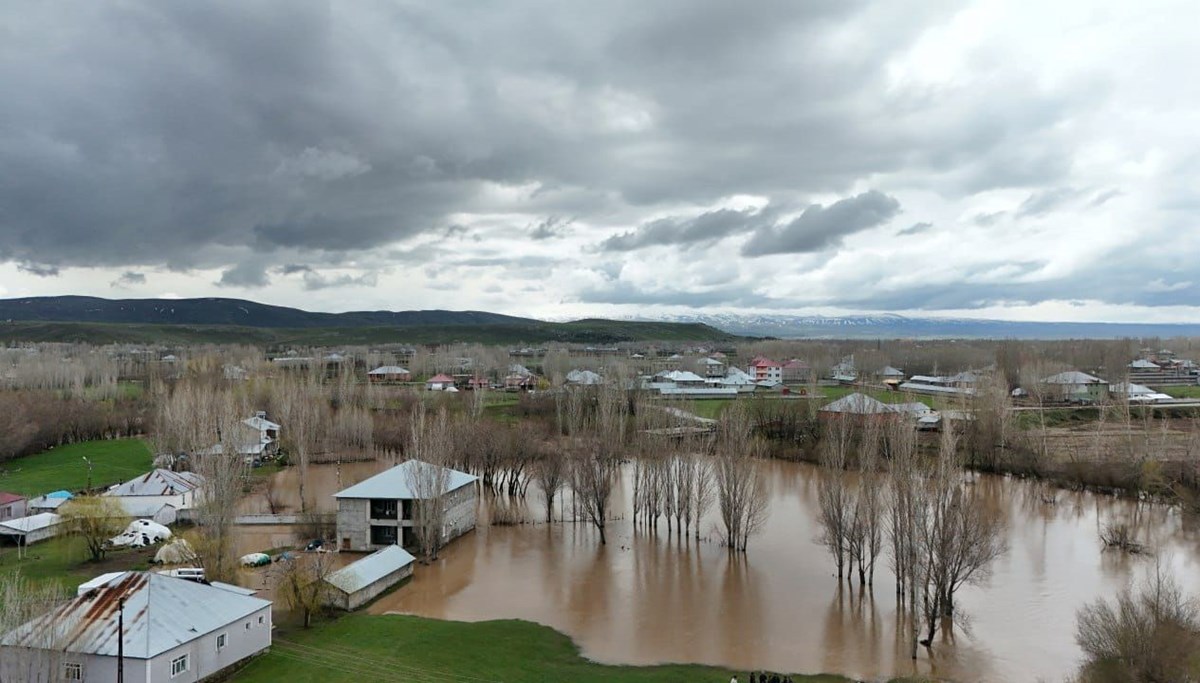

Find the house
[[324, 545, 416, 611], [830, 357, 858, 384], [105, 469, 205, 512], [699, 357, 726, 378], [899, 375, 976, 398], [426, 373, 457, 391], [242, 412, 281, 446], [819, 393, 896, 415], [0, 492, 26, 521], [1111, 382, 1174, 404], [877, 365, 905, 384], [655, 370, 706, 386], [1041, 371, 1110, 403], [748, 357, 783, 383], [782, 359, 811, 383], [504, 373, 538, 391], [0, 572, 272, 683], [333, 460, 478, 552], [27, 490, 72, 514], [467, 375, 490, 390], [0, 512, 63, 545], [368, 365, 412, 383]]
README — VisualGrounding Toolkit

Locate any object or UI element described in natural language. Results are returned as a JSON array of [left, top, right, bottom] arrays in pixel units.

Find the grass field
[[0, 438, 153, 497], [0, 534, 157, 591], [233, 614, 857, 683], [1164, 385, 1200, 399]]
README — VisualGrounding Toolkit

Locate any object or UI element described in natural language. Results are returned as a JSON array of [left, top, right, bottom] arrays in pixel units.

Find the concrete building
[[748, 357, 783, 383], [334, 460, 478, 552], [0, 492, 26, 521], [0, 512, 63, 545], [324, 545, 416, 611], [1041, 371, 1110, 403], [0, 572, 271, 683]]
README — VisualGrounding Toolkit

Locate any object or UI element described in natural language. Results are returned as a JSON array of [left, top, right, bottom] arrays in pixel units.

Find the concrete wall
[[337, 483, 477, 552], [145, 604, 272, 682], [337, 498, 371, 551], [328, 563, 414, 611]]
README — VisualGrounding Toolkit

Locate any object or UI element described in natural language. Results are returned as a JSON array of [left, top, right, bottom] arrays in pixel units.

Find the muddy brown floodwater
[[247, 460, 1200, 682]]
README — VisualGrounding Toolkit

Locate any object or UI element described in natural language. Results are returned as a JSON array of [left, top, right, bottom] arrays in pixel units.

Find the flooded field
[[237, 459, 1200, 681]]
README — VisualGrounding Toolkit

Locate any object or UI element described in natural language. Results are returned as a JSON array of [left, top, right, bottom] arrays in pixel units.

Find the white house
[[0, 572, 272, 683], [1042, 371, 1110, 402], [334, 460, 478, 552], [104, 469, 204, 513], [0, 512, 63, 545], [324, 545, 416, 611]]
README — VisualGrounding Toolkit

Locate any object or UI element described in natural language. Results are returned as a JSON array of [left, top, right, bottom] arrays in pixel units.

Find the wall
[[336, 498, 371, 551], [332, 563, 414, 611], [441, 484, 478, 544], [0, 498, 27, 520], [145, 604, 272, 682]]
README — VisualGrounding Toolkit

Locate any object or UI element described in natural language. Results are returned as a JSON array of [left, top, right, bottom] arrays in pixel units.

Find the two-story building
[[334, 460, 478, 552]]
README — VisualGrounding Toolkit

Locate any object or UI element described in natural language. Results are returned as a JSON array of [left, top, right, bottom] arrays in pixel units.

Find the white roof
[[659, 370, 705, 383], [369, 365, 410, 375], [243, 415, 281, 433], [326, 545, 416, 594], [107, 469, 204, 497], [1, 572, 270, 658], [0, 512, 62, 534], [27, 496, 68, 510], [879, 365, 905, 377], [1128, 359, 1160, 369], [700, 357, 725, 366], [1043, 371, 1107, 385], [566, 369, 602, 384], [1112, 382, 1154, 396], [334, 460, 477, 500], [820, 393, 893, 414]]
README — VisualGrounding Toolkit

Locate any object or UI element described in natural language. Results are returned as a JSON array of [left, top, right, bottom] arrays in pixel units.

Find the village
[[1, 338, 1199, 682]]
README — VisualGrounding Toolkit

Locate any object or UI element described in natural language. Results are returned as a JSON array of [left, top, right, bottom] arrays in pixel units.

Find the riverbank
[[232, 613, 916, 683]]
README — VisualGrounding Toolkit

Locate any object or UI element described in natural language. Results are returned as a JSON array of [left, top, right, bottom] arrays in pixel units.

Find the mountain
[[0, 296, 734, 345], [640, 313, 1200, 340], [0, 296, 533, 328]]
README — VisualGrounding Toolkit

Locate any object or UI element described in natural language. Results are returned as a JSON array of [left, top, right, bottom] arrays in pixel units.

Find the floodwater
[[321, 460, 1200, 683]]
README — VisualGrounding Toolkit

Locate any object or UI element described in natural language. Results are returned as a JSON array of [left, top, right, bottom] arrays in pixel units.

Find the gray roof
[[820, 393, 893, 414], [0, 512, 62, 534], [1, 572, 270, 658], [326, 545, 415, 594], [334, 460, 477, 500], [879, 365, 905, 377], [368, 365, 410, 375], [1042, 371, 1107, 385], [107, 469, 204, 497], [1128, 359, 1160, 369], [566, 369, 602, 384], [27, 495, 68, 510]]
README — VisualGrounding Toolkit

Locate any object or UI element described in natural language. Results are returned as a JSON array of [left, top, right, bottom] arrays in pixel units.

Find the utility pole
[[117, 597, 125, 683], [83, 456, 94, 492]]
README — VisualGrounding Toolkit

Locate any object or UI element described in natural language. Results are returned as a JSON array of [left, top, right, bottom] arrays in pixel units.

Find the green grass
[[814, 385, 950, 410], [683, 400, 733, 420], [0, 438, 153, 497], [233, 614, 855, 683], [1163, 385, 1200, 399], [0, 534, 156, 592]]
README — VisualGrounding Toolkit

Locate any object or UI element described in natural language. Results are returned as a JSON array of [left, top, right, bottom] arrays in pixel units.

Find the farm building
[[1041, 371, 1110, 403], [105, 469, 204, 512], [0, 492, 26, 521], [368, 365, 411, 383], [0, 512, 63, 545], [0, 572, 272, 683], [782, 359, 811, 382], [818, 393, 926, 423], [27, 490, 72, 513], [324, 545, 416, 611], [334, 460, 478, 552]]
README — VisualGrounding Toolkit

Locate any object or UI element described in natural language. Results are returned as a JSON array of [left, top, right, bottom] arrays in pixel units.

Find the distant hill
[[642, 313, 1200, 340], [0, 297, 734, 345]]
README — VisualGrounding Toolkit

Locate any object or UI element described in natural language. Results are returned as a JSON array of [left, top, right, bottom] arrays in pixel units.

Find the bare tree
[[60, 496, 128, 562], [405, 404, 453, 562], [1074, 566, 1200, 682], [533, 445, 567, 523], [192, 391, 250, 584], [572, 383, 626, 545], [0, 571, 68, 683], [273, 551, 338, 628], [714, 403, 768, 552], [818, 413, 854, 578]]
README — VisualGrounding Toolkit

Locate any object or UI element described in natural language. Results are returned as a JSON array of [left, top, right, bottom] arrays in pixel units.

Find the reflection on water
[[248, 459, 1200, 682]]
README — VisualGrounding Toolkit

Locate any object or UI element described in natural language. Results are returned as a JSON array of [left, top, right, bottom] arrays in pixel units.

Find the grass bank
[[0, 438, 153, 497], [0, 534, 157, 592], [233, 614, 863, 683]]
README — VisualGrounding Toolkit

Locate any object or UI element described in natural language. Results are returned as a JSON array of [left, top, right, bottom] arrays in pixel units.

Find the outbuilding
[[0, 512, 63, 545], [324, 545, 416, 611], [0, 492, 26, 521]]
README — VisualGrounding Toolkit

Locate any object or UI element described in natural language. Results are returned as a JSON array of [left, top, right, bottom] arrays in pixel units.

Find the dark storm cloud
[[301, 270, 379, 290], [741, 191, 900, 256], [574, 281, 769, 308], [217, 262, 270, 288], [279, 264, 313, 275], [16, 262, 60, 277], [110, 271, 147, 288], [600, 207, 775, 252], [897, 222, 932, 236]]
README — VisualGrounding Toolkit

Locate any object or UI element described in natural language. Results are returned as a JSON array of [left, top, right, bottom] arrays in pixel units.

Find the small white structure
[[109, 519, 172, 548], [27, 491, 72, 513], [0, 512, 63, 545], [334, 460, 478, 552], [324, 545, 416, 611], [105, 469, 204, 512], [0, 572, 272, 683]]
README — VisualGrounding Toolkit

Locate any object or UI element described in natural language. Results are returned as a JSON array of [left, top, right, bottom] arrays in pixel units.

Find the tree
[[273, 552, 338, 628], [713, 403, 768, 552], [60, 496, 128, 562], [533, 445, 567, 523], [405, 404, 453, 562], [1074, 567, 1200, 682], [0, 571, 68, 682], [818, 413, 854, 578], [572, 383, 627, 545], [192, 392, 250, 584]]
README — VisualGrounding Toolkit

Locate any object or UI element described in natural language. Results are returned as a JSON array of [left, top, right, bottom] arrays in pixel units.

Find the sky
[[1, 1, 1198, 323]]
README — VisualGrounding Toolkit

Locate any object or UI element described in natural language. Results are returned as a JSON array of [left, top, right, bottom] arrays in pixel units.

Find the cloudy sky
[[2, 1, 1198, 322]]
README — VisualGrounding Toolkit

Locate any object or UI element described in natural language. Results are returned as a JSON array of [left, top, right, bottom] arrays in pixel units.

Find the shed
[[324, 545, 416, 611], [0, 512, 63, 545], [27, 493, 71, 513]]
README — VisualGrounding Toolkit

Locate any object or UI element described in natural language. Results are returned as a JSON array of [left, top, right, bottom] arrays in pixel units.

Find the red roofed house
[[426, 373, 457, 391], [749, 357, 783, 383], [0, 492, 26, 521]]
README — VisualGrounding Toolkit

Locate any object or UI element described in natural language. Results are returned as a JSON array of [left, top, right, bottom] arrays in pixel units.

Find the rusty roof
[[1, 572, 269, 658]]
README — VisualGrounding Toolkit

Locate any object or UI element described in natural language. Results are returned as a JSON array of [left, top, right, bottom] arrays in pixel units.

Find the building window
[[62, 662, 83, 680], [216, 632, 227, 651], [258, 615, 265, 625], [370, 524, 398, 545], [369, 499, 398, 520], [170, 654, 189, 677]]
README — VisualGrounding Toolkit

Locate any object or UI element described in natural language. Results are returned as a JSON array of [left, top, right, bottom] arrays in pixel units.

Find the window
[[216, 632, 227, 651], [62, 662, 83, 680], [245, 622, 251, 630], [370, 499, 398, 520], [370, 524, 398, 545], [170, 654, 189, 677], [258, 615, 265, 625]]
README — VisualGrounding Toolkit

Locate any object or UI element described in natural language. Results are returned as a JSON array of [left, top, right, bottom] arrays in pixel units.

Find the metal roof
[[243, 415, 281, 432], [1042, 371, 1107, 385], [326, 545, 415, 595], [879, 366, 905, 376], [426, 373, 455, 383], [369, 365, 410, 375], [334, 460, 477, 500], [1128, 359, 1161, 369], [566, 369, 602, 384], [820, 393, 894, 414], [27, 495, 68, 510], [107, 469, 204, 497], [1, 572, 270, 659], [0, 512, 62, 534], [0, 491, 24, 506]]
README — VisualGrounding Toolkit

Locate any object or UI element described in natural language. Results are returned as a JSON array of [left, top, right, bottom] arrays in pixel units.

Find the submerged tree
[[818, 413, 854, 579], [406, 404, 453, 562], [714, 403, 768, 552]]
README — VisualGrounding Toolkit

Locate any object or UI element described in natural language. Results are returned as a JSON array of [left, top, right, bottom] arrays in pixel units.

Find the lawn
[[684, 400, 733, 420], [0, 438, 153, 497], [233, 614, 856, 683], [1164, 385, 1200, 399], [0, 534, 157, 592]]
